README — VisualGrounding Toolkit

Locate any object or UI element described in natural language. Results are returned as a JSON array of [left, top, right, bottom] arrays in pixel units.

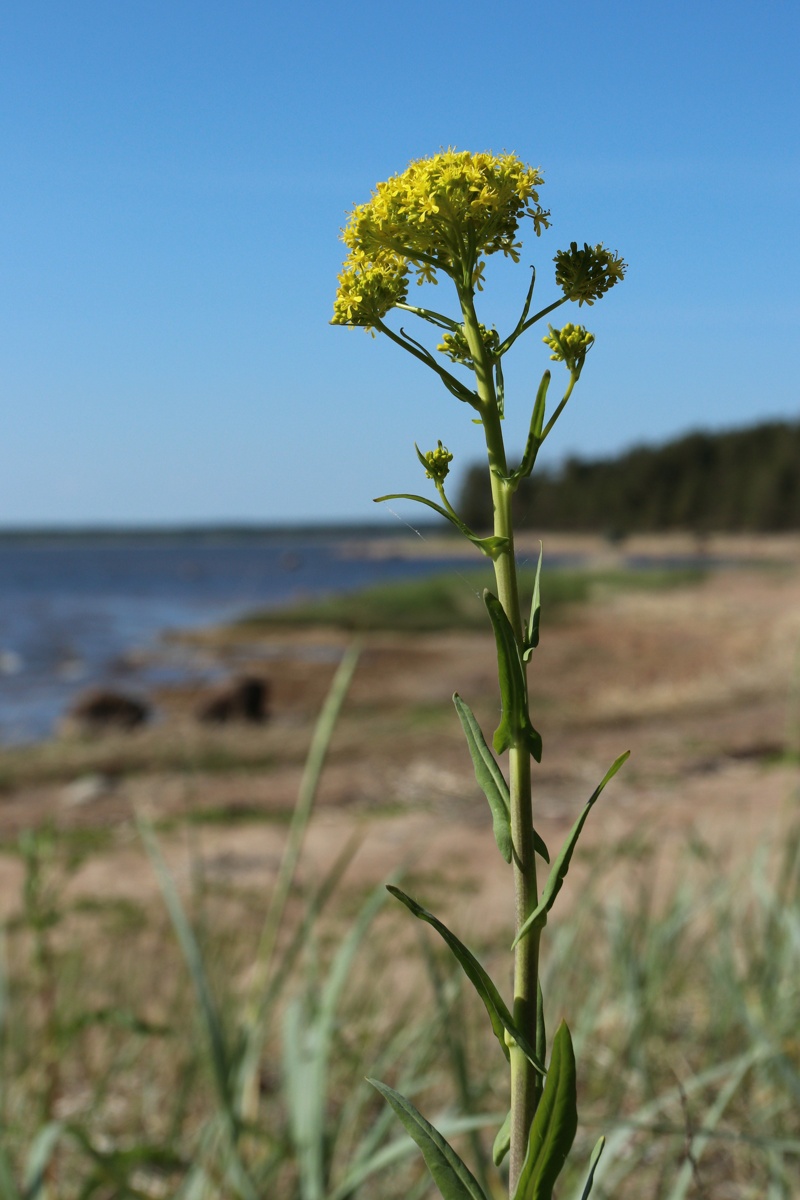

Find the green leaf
[[513, 1020, 578, 1200], [453, 694, 512, 863], [368, 1079, 490, 1200], [523, 543, 544, 660], [495, 354, 505, 420], [387, 887, 544, 1074], [492, 1110, 511, 1167], [534, 980, 547, 1104], [374, 494, 510, 561], [484, 591, 542, 762], [510, 371, 550, 488], [580, 1137, 605, 1200], [452, 696, 549, 866], [513, 752, 629, 947]]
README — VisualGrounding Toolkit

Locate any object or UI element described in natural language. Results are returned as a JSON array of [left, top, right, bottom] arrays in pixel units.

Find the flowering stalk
[[333, 150, 628, 1200]]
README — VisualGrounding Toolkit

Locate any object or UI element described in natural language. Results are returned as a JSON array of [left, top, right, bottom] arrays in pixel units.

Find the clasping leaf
[[484, 591, 542, 762], [523, 542, 544, 660], [513, 1020, 578, 1200], [453, 694, 549, 864]]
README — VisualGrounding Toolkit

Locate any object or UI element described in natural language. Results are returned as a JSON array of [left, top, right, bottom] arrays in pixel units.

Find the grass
[[238, 566, 707, 633], [1, 809, 799, 1197]]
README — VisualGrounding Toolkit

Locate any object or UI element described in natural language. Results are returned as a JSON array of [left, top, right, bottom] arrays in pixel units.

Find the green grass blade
[[21, 1121, 63, 1199], [282, 882, 388, 1200], [453, 693, 512, 862], [513, 1020, 578, 1200], [140, 821, 232, 1117], [253, 643, 361, 996], [235, 831, 362, 1114], [664, 1054, 753, 1200], [387, 886, 544, 1073], [579, 1137, 605, 1200], [484, 591, 542, 762], [140, 825, 259, 1200], [282, 998, 325, 1200], [513, 752, 630, 947], [367, 1079, 490, 1200], [0, 1148, 22, 1200]]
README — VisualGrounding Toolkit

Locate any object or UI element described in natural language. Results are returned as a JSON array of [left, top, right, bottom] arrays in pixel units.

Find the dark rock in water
[[65, 688, 151, 733], [196, 675, 271, 724]]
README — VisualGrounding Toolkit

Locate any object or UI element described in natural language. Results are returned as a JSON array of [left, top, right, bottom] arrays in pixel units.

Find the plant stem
[[459, 290, 540, 1196]]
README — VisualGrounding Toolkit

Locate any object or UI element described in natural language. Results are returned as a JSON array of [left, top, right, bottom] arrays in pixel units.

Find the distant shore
[[337, 529, 800, 563]]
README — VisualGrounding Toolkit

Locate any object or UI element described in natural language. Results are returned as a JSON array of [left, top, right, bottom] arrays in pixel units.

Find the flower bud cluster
[[421, 441, 454, 482], [554, 242, 626, 306], [437, 323, 500, 367], [542, 323, 595, 374]]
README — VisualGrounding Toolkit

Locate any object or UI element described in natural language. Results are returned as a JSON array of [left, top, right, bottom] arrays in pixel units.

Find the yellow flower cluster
[[542, 323, 595, 374], [332, 253, 409, 328], [437, 322, 500, 367], [332, 150, 549, 328]]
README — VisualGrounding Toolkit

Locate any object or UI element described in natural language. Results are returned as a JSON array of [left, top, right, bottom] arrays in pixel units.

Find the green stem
[[459, 288, 540, 1197]]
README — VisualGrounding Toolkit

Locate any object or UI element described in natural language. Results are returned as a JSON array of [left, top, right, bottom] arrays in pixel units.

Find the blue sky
[[1, 0, 797, 525]]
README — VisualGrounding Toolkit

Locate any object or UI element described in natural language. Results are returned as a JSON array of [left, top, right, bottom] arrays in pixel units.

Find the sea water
[[0, 531, 486, 744]]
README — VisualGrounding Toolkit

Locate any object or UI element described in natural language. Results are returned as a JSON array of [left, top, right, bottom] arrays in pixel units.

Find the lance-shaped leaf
[[509, 371, 550, 489], [484, 590, 542, 762], [497, 266, 537, 359], [513, 752, 630, 947], [513, 1020, 578, 1200], [523, 542, 544, 661], [453, 694, 549, 864], [453, 693, 512, 863], [374, 494, 510, 560], [580, 1137, 606, 1200], [493, 1110, 511, 1167], [387, 886, 544, 1074], [495, 354, 506, 419], [368, 1079, 490, 1200], [534, 979, 547, 1104]]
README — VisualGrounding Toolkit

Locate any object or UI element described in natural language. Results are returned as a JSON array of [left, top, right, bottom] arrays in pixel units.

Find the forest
[[457, 419, 800, 533]]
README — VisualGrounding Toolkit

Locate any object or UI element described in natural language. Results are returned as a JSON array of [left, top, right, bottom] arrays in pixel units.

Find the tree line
[[457, 419, 800, 534]]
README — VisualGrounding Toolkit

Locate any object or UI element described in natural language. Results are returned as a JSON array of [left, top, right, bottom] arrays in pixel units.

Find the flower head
[[554, 242, 626, 306], [418, 440, 454, 483], [332, 150, 549, 326], [543, 323, 595, 376]]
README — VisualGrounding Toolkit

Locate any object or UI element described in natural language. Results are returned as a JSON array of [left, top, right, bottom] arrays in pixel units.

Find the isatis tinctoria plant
[[332, 150, 629, 1200]]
